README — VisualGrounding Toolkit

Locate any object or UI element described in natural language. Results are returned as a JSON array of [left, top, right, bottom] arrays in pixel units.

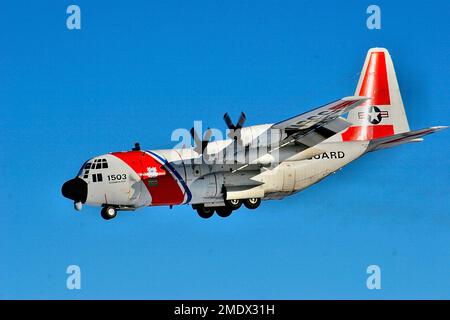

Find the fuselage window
[[92, 173, 103, 183]]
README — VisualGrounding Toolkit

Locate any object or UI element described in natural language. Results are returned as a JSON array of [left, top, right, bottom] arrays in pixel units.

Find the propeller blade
[[190, 127, 202, 153], [235, 112, 246, 129], [223, 112, 246, 130], [223, 112, 235, 129], [191, 127, 212, 154], [203, 127, 212, 142], [202, 128, 212, 153]]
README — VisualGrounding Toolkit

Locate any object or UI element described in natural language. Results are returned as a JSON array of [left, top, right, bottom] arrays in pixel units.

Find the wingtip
[[431, 125, 449, 131]]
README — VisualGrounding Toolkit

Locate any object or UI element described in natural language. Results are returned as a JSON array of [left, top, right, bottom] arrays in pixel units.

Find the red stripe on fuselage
[[112, 151, 185, 206]]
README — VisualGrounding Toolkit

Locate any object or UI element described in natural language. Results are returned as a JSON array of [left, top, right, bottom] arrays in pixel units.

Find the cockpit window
[[77, 161, 87, 176], [79, 159, 108, 179], [91, 159, 108, 169]]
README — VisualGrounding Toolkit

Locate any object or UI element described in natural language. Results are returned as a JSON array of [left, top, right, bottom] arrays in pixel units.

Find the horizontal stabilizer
[[367, 126, 448, 152]]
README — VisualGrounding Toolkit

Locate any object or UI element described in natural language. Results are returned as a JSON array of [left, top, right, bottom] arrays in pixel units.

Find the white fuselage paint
[[78, 154, 151, 208], [184, 140, 368, 204], [77, 136, 369, 208]]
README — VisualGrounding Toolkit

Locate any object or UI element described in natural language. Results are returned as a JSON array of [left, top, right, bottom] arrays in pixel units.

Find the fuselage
[[62, 135, 369, 210]]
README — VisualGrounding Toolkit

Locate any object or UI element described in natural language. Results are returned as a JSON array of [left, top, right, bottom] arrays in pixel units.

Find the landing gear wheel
[[196, 206, 215, 219], [216, 207, 233, 218], [225, 199, 242, 210], [101, 206, 117, 220], [244, 198, 261, 210]]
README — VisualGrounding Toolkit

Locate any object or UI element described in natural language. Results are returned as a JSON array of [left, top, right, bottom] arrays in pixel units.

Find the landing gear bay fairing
[[62, 48, 447, 220]]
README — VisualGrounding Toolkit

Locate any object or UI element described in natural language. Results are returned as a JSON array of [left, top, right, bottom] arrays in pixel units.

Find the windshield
[[77, 161, 92, 177]]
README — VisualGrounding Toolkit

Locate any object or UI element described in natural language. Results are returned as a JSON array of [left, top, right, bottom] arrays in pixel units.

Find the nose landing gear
[[101, 206, 117, 220]]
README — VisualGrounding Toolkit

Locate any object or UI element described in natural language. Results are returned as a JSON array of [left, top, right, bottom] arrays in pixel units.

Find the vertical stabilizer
[[342, 48, 410, 141]]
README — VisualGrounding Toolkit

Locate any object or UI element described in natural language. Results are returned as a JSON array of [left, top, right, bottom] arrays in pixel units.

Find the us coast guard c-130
[[62, 48, 447, 220]]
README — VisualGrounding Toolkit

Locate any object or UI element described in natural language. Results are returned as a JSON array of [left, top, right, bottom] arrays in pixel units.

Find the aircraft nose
[[61, 177, 88, 203]]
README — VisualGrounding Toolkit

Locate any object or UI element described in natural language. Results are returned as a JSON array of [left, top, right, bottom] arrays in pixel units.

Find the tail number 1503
[[107, 174, 127, 182]]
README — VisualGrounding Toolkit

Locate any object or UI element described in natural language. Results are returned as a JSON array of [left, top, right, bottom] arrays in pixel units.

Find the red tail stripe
[[342, 125, 394, 141], [359, 51, 391, 106]]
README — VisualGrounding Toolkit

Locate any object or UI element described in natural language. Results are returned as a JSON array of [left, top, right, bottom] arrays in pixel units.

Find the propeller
[[224, 112, 246, 130], [190, 127, 212, 154], [223, 112, 246, 142]]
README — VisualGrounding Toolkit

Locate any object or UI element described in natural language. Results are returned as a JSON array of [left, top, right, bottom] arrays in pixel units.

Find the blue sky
[[0, 0, 449, 299]]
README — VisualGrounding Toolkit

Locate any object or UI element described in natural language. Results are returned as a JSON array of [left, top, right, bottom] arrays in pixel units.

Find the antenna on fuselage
[[132, 142, 141, 151]]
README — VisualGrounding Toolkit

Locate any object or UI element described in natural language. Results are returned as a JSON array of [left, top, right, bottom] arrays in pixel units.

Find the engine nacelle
[[188, 170, 262, 202], [234, 124, 285, 148]]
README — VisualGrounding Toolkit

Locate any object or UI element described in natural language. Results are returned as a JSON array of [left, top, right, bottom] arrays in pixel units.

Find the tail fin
[[342, 48, 410, 141]]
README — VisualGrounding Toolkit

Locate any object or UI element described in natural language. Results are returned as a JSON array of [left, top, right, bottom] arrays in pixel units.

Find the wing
[[272, 96, 368, 148], [231, 96, 368, 172], [272, 96, 368, 132]]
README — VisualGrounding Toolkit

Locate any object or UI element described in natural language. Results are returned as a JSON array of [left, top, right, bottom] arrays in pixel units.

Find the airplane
[[62, 48, 447, 220]]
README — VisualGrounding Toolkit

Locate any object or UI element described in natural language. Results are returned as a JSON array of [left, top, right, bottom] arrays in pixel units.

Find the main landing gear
[[196, 205, 215, 219], [243, 198, 261, 210], [216, 207, 233, 218], [193, 198, 261, 219]]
